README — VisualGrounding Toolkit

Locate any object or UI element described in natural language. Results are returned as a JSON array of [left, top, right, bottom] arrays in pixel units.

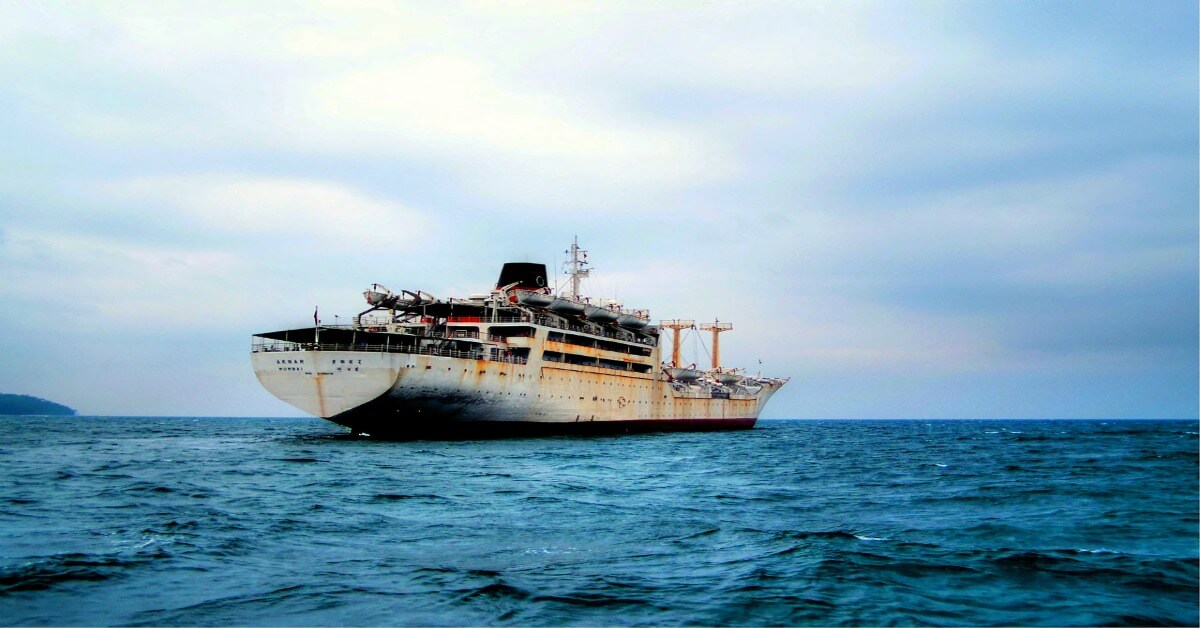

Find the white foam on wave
[[853, 534, 889, 541], [522, 547, 589, 555]]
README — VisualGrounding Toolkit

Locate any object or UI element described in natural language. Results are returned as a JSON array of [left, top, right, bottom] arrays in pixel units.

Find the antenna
[[699, 319, 733, 370], [564, 235, 590, 299], [659, 319, 695, 367]]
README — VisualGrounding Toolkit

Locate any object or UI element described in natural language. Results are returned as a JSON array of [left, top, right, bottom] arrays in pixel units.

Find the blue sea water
[[0, 417, 1195, 626]]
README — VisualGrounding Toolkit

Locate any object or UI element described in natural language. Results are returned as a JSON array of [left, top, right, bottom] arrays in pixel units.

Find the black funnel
[[496, 263, 548, 290]]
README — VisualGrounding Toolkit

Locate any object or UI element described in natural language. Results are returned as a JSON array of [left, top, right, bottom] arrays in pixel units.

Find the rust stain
[[543, 340, 653, 364], [253, 333, 782, 425], [313, 371, 327, 418]]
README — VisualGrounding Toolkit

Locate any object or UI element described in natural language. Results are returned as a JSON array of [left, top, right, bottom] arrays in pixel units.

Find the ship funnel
[[496, 263, 549, 291]]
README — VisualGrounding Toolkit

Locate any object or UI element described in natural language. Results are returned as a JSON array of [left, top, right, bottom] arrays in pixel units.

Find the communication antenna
[[699, 319, 733, 370], [563, 235, 590, 299]]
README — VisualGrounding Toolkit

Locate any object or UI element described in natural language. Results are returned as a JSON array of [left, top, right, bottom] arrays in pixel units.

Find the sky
[[0, 1, 1196, 419]]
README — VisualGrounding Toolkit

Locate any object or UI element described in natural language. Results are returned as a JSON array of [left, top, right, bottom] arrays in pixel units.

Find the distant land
[[0, 394, 77, 416]]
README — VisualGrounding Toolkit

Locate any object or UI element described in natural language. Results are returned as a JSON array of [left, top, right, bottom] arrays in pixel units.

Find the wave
[[3, 417, 1197, 626], [0, 548, 170, 595], [454, 581, 532, 602], [775, 530, 860, 541], [675, 527, 721, 541], [770, 530, 891, 542], [372, 493, 449, 501], [532, 592, 660, 609]]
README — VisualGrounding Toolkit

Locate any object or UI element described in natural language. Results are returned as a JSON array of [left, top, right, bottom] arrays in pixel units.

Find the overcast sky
[[1, 1, 1195, 419]]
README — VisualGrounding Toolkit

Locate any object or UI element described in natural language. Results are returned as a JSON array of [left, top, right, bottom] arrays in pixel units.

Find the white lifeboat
[[616, 311, 650, 330], [549, 297, 585, 315], [364, 286, 434, 308], [715, 371, 745, 386], [515, 290, 554, 308], [364, 284, 394, 306], [664, 367, 704, 382], [584, 304, 620, 323]]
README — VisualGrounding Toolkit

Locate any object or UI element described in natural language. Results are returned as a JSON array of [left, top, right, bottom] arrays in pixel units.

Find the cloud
[[0, 228, 245, 327], [0, 173, 437, 339], [101, 175, 430, 249], [294, 54, 729, 209], [0, 3, 735, 212], [0, 2, 1194, 418]]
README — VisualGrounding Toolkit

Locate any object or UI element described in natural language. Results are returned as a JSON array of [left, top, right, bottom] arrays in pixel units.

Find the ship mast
[[699, 319, 733, 370], [660, 319, 695, 367], [564, 235, 590, 300]]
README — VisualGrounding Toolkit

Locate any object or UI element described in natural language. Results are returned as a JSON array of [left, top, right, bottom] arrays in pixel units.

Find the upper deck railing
[[359, 310, 658, 346], [251, 338, 529, 365]]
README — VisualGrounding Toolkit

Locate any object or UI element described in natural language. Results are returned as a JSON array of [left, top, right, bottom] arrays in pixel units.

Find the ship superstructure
[[250, 238, 787, 437]]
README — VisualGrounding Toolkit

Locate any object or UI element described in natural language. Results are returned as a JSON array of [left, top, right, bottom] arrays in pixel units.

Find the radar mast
[[564, 235, 590, 300]]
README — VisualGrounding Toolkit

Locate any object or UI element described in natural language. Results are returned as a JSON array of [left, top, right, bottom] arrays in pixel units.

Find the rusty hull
[[251, 322, 784, 438]]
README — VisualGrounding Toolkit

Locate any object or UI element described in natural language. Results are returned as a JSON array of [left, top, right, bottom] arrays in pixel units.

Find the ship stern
[[251, 349, 400, 419]]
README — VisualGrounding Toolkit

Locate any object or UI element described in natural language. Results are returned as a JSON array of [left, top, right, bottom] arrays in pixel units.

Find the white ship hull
[[251, 247, 787, 438], [253, 345, 777, 439], [253, 346, 781, 437]]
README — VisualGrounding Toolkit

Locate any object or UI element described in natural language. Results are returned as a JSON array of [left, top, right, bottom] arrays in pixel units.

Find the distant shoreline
[[0, 394, 76, 416], [3, 415, 1195, 422]]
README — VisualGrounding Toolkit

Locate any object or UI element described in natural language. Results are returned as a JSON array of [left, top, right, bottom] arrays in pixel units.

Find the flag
[[314, 307, 318, 326]]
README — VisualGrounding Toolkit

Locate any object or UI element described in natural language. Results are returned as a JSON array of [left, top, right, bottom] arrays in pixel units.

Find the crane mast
[[699, 319, 733, 370], [659, 319, 695, 367]]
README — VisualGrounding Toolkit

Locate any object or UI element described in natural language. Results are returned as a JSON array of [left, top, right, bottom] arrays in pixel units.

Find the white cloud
[[0, 3, 737, 211], [295, 54, 729, 208], [1, 175, 435, 334], [0, 2, 1193, 417], [101, 175, 429, 249], [0, 228, 245, 325]]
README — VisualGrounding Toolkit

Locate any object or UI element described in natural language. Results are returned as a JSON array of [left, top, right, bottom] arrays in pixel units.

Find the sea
[[0, 417, 1196, 626]]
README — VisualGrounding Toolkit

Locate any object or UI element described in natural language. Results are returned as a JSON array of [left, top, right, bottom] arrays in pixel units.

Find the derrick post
[[700, 319, 733, 370], [659, 319, 695, 367]]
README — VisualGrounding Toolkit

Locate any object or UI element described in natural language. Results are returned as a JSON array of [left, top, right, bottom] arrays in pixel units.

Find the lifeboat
[[364, 284, 395, 306], [364, 287, 435, 309], [616, 313, 650, 330], [584, 304, 620, 323], [664, 367, 704, 382], [549, 297, 585, 315], [715, 371, 745, 386], [515, 290, 554, 307]]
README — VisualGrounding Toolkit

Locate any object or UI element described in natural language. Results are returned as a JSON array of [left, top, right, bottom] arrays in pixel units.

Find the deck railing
[[350, 311, 657, 346], [251, 339, 529, 365]]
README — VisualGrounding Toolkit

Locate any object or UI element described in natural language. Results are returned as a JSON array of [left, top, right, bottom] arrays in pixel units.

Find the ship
[[250, 238, 788, 438]]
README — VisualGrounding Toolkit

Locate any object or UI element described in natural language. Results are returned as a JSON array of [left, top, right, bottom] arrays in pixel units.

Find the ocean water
[[0, 417, 1195, 626]]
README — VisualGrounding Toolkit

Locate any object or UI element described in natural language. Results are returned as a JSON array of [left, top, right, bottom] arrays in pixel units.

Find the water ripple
[[0, 417, 1195, 625]]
